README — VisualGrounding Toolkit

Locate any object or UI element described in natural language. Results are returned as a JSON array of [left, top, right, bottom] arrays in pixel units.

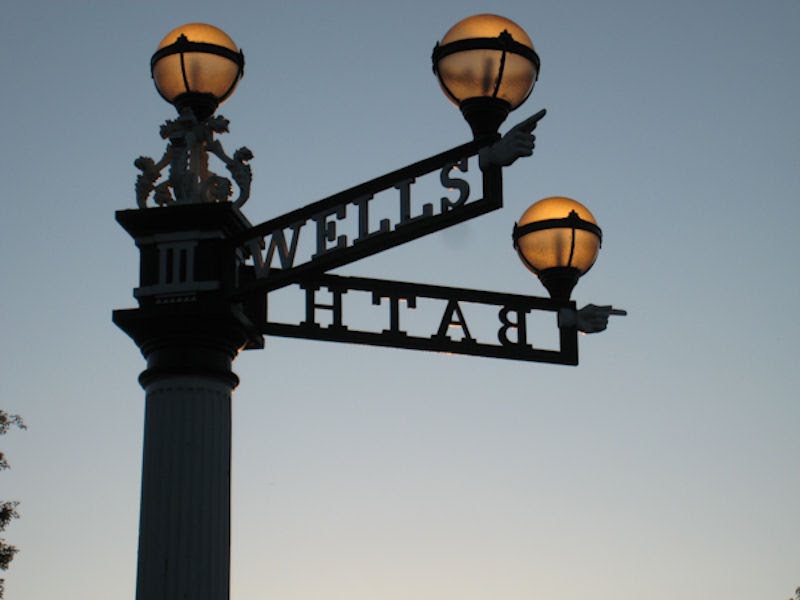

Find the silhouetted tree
[[0, 411, 25, 599]]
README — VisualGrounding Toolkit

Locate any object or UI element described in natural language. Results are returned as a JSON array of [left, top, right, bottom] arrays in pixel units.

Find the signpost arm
[[233, 138, 490, 246], [259, 273, 580, 365], [231, 138, 501, 295]]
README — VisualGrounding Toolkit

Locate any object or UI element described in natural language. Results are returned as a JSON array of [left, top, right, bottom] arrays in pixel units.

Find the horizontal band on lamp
[[151, 37, 245, 72], [512, 212, 603, 245], [432, 34, 540, 75]]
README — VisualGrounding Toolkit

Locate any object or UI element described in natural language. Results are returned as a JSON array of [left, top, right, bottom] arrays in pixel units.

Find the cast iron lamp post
[[115, 16, 624, 600]]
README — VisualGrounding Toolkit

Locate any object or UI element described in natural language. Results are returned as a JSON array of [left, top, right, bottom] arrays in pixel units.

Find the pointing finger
[[511, 108, 547, 133]]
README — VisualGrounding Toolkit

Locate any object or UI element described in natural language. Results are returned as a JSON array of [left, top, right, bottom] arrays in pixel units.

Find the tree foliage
[[0, 410, 25, 599]]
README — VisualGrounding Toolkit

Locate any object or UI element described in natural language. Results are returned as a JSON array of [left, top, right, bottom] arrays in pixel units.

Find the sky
[[1, 0, 799, 599]]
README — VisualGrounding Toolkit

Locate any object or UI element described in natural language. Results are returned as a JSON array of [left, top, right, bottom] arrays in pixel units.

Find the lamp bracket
[[135, 107, 253, 208]]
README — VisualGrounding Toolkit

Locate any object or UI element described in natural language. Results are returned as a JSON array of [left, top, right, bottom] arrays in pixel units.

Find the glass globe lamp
[[151, 23, 245, 121], [513, 197, 602, 301], [432, 14, 540, 138]]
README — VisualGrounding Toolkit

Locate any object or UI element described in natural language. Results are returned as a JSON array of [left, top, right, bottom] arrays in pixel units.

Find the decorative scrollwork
[[134, 107, 253, 208]]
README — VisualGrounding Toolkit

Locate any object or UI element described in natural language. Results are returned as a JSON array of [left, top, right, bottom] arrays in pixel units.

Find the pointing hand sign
[[479, 108, 547, 169], [510, 108, 547, 134], [559, 304, 628, 333]]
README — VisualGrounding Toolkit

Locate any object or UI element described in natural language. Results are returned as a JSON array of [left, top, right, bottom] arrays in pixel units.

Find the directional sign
[[261, 273, 579, 365], [232, 138, 501, 295]]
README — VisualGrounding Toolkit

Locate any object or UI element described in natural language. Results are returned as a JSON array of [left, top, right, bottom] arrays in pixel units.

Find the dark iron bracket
[[232, 138, 501, 295], [261, 273, 578, 365]]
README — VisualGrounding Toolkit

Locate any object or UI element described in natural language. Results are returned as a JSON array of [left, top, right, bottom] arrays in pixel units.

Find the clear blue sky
[[1, 1, 798, 599]]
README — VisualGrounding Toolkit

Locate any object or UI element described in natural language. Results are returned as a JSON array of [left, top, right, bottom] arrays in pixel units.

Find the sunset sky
[[1, 1, 798, 599]]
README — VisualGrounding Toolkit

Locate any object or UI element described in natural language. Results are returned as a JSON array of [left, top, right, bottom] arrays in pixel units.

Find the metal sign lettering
[[262, 273, 578, 365], [233, 139, 501, 294]]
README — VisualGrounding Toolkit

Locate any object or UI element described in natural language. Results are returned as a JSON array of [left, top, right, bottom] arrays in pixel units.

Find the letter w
[[248, 221, 304, 278]]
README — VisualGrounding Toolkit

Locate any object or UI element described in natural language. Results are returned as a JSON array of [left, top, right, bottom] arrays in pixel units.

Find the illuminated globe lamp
[[432, 14, 540, 139], [151, 23, 245, 121], [513, 197, 602, 302]]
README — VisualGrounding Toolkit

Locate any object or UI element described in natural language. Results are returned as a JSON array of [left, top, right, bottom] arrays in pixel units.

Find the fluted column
[[136, 375, 233, 600]]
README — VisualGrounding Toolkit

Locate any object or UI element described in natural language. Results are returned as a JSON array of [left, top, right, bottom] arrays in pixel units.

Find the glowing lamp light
[[151, 23, 245, 121], [432, 14, 540, 138], [513, 197, 602, 301]]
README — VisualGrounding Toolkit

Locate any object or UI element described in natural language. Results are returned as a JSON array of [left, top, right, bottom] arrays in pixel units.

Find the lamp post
[[116, 23, 258, 600], [115, 15, 623, 600]]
